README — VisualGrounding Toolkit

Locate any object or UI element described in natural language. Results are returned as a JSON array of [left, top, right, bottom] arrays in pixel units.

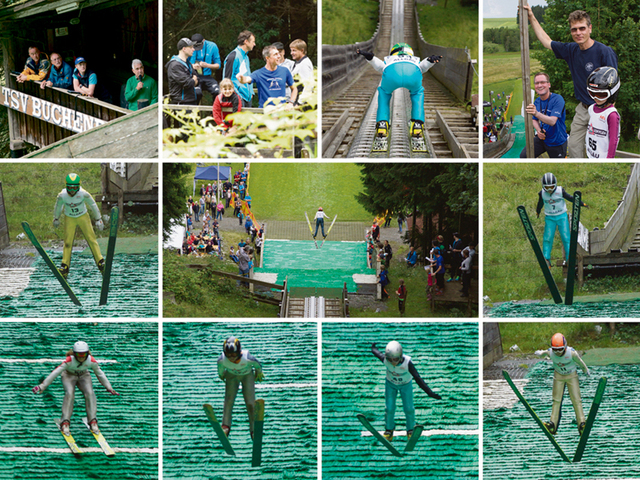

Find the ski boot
[[97, 258, 105, 276], [372, 121, 389, 152], [221, 425, 230, 437], [89, 418, 100, 434], [409, 119, 427, 152], [578, 421, 586, 436], [58, 263, 69, 280], [406, 429, 414, 440], [543, 421, 556, 435], [59, 420, 70, 436], [383, 429, 394, 442]]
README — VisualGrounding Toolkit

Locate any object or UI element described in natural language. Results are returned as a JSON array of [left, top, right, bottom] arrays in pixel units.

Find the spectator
[[273, 41, 295, 72], [396, 279, 407, 316], [212, 78, 242, 132], [72, 57, 112, 103], [433, 249, 445, 295], [448, 232, 463, 282], [460, 249, 472, 298], [371, 222, 380, 242], [17, 46, 50, 84], [41, 52, 71, 90], [124, 59, 158, 111], [216, 201, 224, 220], [383, 240, 393, 268], [237, 246, 251, 287], [166, 38, 199, 106], [223, 30, 256, 108], [245, 216, 253, 236], [405, 246, 417, 267], [192, 197, 200, 223], [190, 33, 221, 98], [378, 264, 390, 301], [290, 39, 313, 84], [397, 212, 405, 233]]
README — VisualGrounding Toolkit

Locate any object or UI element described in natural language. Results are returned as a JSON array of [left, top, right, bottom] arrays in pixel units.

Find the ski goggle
[[543, 185, 556, 192], [74, 351, 88, 358], [551, 346, 566, 355], [386, 354, 402, 362], [587, 88, 612, 101], [66, 184, 80, 194]]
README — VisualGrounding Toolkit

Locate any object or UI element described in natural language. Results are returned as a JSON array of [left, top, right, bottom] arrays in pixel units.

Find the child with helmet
[[217, 336, 264, 439], [53, 173, 105, 279], [32, 341, 119, 436], [371, 341, 441, 441], [535, 333, 590, 435], [585, 66, 621, 159], [536, 172, 587, 266], [356, 43, 442, 143]]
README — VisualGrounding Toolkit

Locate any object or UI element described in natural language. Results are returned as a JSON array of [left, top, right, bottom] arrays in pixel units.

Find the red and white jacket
[[38, 355, 113, 391]]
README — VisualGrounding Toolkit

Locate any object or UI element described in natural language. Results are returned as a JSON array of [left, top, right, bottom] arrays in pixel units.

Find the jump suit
[[546, 346, 588, 428], [217, 350, 263, 432]]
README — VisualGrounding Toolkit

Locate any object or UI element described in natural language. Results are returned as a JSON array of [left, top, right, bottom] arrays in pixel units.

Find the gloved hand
[[427, 55, 443, 63], [107, 389, 120, 396], [53, 218, 60, 228], [371, 343, 377, 349], [583, 202, 589, 209], [256, 371, 265, 382], [430, 392, 442, 400], [534, 349, 545, 356], [32, 385, 41, 394], [96, 219, 104, 231], [356, 48, 374, 61]]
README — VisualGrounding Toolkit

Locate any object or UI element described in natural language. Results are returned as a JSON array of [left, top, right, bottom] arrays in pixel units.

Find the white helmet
[[542, 173, 557, 194], [385, 341, 403, 361], [73, 341, 89, 353]]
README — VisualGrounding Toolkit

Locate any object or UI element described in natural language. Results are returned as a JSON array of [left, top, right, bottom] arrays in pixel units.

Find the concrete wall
[[414, 4, 474, 103], [321, 0, 384, 102], [590, 163, 639, 254], [0, 182, 8, 249], [483, 322, 503, 369]]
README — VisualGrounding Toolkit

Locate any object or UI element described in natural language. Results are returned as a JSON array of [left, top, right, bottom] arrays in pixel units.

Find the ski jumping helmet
[[66, 173, 81, 196], [390, 43, 413, 57], [551, 333, 567, 355], [318, 207, 323, 211], [542, 173, 557, 194], [73, 341, 90, 361], [586, 66, 620, 104], [224, 336, 241, 358], [385, 341, 403, 362]]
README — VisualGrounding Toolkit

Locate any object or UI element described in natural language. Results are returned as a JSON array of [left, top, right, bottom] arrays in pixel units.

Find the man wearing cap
[[189, 33, 221, 99], [40, 52, 72, 90], [124, 59, 158, 110], [72, 57, 112, 103], [223, 30, 256, 108], [166, 38, 200, 105], [17, 46, 50, 84]]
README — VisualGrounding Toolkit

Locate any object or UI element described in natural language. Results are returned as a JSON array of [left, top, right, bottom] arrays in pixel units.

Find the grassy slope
[[248, 163, 371, 221], [322, 0, 378, 45], [484, 163, 632, 302], [483, 17, 518, 30], [499, 322, 640, 353], [418, 0, 479, 95]]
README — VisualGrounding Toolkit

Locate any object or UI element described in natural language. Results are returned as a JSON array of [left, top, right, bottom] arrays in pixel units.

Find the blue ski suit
[[366, 55, 437, 123], [536, 186, 585, 261]]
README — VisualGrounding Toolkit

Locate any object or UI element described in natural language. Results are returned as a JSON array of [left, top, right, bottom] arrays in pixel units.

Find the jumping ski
[[357, 413, 403, 457], [82, 417, 115, 457], [22, 222, 82, 306], [55, 420, 82, 454], [251, 398, 265, 467], [203, 403, 236, 456], [573, 377, 607, 462], [565, 191, 581, 306], [502, 370, 571, 462], [409, 121, 428, 153], [516, 206, 563, 304], [304, 212, 319, 249], [404, 424, 424, 453], [320, 215, 337, 248], [100, 206, 119, 305]]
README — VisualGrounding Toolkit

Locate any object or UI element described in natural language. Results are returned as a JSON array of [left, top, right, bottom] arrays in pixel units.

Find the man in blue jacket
[[190, 33, 221, 98], [40, 52, 72, 90], [223, 30, 255, 108]]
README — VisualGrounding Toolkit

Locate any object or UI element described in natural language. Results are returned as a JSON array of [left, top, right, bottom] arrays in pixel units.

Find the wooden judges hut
[[0, 0, 158, 158]]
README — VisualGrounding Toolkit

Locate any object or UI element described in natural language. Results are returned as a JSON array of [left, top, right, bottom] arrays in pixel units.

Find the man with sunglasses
[[535, 333, 589, 436], [523, 6, 617, 158], [536, 173, 587, 267], [519, 72, 567, 158], [53, 173, 105, 279]]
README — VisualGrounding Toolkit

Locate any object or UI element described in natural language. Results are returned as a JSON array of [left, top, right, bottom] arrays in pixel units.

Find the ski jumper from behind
[[217, 336, 264, 438], [53, 173, 104, 279], [313, 207, 330, 239], [535, 333, 589, 435], [371, 341, 441, 441], [32, 341, 119, 435], [536, 173, 587, 265], [357, 43, 442, 140]]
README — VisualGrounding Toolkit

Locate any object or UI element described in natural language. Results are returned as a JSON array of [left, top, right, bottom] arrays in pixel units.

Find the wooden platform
[[429, 277, 479, 317]]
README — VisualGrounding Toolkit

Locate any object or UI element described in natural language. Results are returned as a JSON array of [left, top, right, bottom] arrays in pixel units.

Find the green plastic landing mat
[[256, 239, 374, 290], [323, 322, 479, 479], [0, 252, 158, 317], [163, 322, 317, 480], [0, 322, 158, 480], [487, 299, 640, 318], [484, 362, 640, 479]]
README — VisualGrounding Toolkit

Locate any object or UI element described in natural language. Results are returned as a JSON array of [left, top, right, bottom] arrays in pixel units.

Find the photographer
[[124, 59, 158, 111], [520, 72, 568, 158]]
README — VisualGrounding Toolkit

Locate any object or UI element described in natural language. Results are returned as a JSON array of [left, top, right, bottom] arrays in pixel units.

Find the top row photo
[[0, 0, 638, 159]]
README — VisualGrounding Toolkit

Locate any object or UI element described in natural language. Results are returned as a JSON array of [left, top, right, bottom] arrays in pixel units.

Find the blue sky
[[484, 0, 548, 19]]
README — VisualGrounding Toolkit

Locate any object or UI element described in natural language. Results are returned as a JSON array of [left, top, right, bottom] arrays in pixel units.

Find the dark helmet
[[587, 66, 620, 104], [542, 172, 557, 194], [223, 336, 241, 357]]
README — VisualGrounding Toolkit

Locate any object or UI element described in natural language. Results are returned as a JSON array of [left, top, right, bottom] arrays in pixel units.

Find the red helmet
[[551, 333, 566, 354], [318, 207, 323, 211]]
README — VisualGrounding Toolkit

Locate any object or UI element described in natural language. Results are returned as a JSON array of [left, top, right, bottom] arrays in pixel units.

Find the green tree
[[163, 163, 192, 242]]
